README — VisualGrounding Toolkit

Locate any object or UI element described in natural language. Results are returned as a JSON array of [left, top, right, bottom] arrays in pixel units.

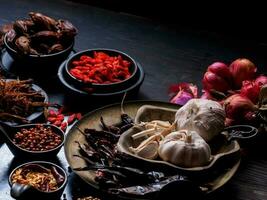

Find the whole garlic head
[[175, 99, 225, 142], [158, 130, 211, 167]]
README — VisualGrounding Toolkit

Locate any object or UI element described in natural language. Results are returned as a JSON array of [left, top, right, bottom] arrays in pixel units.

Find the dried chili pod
[[121, 113, 134, 125], [51, 166, 65, 185], [119, 123, 134, 133], [48, 43, 64, 53], [15, 36, 31, 54], [29, 12, 57, 31], [75, 141, 101, 162], [13, 20, 29, 35], [100, 116, 121, 134], [84, 128, 120, 142]]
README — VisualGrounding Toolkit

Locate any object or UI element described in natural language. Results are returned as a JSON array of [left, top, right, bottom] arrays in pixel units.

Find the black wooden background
[[0, 0, 267, 200]]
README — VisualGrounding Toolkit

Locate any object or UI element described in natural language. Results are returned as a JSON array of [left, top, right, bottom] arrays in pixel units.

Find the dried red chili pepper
[[48, 110, 57, 117], [47, 117, 57, 123], [60, 122, 67, 131], [76, 113, 82, 120], [53, 120, 62, 127], [56, 114, 64, 121], [67, 114, 76, 125]]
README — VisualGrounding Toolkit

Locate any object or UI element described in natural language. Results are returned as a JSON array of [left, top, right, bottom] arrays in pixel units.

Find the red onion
[[207, 62, 232, 82], [240, 80, 260, 104], [224, 94, 257, 123], [225, 117, 235, 126], [229, 58, 257, 89], [202, 62, 232, 93], [255, 75, 267, 87], [201, 90, 216, 100]]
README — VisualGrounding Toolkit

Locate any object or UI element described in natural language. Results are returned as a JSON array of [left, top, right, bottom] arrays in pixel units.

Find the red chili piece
[[60, 122, 67, 131], [76, 113, 82, 120], [70, 51, 131, 84], [67, 114, 76, 125]]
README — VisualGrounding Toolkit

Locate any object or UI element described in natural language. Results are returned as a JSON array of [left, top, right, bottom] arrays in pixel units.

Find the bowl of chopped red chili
[[64, 48, 138, 92], [9, 161, 67, 199], [1, 123, 65, 158]]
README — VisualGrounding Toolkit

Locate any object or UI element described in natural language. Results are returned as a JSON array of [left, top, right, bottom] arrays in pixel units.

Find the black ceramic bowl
[[64, 48, 138, 92], [9, 161, 67, 200], [1, 123, 65, 158], [4, 33, 74, 67]]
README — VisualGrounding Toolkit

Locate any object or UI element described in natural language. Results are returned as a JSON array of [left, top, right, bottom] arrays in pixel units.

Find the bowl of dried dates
[[64, 48, 138, 92], [3, 12, 77, 66]]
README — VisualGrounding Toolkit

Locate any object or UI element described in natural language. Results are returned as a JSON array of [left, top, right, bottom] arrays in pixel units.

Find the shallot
[[229, 58, 257, 88], [202, 62, 232, 93]]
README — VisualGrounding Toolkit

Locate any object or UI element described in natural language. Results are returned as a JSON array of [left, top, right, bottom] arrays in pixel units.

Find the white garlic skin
[[175, 99, 226, 142], [158, 130, 211, 167]]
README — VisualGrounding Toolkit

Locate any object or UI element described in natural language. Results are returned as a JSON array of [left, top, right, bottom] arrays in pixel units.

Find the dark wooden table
[[1, 0, 267, 199]]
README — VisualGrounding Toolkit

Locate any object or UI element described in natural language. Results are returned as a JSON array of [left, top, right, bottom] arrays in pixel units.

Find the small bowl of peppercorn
[[9, 161, 67, 199], [0, 122, 65, 158], [64, 48, 138, 93]]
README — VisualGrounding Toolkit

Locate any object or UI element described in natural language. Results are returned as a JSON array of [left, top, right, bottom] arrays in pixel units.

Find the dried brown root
[[0, 112, 28, 123]]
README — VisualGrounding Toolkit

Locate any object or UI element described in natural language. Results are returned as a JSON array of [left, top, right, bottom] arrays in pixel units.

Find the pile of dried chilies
[[73, 112, 191, 197]]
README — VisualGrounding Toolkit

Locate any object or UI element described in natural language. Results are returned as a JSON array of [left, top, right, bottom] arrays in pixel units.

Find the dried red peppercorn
[[13, 125, 62, 151]]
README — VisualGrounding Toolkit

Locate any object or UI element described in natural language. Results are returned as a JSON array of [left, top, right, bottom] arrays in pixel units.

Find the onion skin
[[207, 62, 232, 82], [229, 58, 257, 89], [224, 94, 257, 124], [170, 90, 194, 105], [202, 62, 232, 93], [240, 80, 260, 104], [225, 117, 235, 126], [169, 83, 198, 106], [201, 90, 216, 100], [255, 75, 267, 87]]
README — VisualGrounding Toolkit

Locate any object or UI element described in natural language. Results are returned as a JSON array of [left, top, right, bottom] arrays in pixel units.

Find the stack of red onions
[[169, 58, 267, 125]]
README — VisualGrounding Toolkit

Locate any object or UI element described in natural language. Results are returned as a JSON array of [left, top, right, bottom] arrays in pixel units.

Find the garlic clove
[[130, 141, 159, 160]]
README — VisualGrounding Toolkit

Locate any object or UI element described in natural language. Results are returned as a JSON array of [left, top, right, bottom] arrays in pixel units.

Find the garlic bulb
[[175, 99, 225, 142], [158, 130, 211, 167]]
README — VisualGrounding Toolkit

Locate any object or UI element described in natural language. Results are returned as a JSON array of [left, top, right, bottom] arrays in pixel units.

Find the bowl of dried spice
[[0, 78, 49, 125], [4, 12, 77, 67], [0, 123, 65, 158], [9, 161, 67, 199], [64, 48, 138, 93]]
